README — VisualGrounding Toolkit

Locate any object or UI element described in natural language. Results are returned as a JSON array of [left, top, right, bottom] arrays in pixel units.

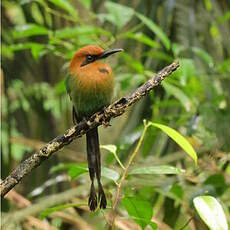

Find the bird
[[65, 45, 123, 211]]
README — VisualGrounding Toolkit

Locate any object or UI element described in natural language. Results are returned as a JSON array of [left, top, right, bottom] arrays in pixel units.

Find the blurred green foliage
[[1, 0, 230, 229]]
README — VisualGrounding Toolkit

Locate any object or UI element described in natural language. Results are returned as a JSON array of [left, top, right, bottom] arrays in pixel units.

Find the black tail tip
[[98, 182, 107, 209], [88, 183, 98, 211]]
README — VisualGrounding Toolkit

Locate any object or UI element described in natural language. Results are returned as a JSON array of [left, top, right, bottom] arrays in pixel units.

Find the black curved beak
[[98, 48, 123, 59]]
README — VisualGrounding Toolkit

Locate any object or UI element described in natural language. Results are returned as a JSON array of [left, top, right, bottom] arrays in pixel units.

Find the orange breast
[[71, 61, 114, 94], [68, 61, 114, 118]]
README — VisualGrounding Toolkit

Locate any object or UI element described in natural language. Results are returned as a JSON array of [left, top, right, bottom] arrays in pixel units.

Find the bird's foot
[[88, 182, 98, 211], [98, 182, 107, 209], [102, 120, 111, 128], [94, 113, 101, 124]]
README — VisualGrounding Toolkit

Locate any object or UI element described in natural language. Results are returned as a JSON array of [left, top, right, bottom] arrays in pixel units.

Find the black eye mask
[[81, 55, 97, 67], [80, 48, 123, 67]]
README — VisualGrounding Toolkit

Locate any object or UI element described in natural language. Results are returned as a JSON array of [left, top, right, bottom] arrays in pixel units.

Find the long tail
[[86, 127, 107, 211]]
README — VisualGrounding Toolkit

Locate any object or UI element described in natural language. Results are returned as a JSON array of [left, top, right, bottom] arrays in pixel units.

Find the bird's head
[[69, 45, 123, 72]]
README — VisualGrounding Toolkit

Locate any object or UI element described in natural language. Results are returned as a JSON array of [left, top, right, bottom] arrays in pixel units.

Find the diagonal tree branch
[[0, 61, 179, 197]]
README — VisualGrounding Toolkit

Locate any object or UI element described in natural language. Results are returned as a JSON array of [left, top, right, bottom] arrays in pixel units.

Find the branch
[[1, 61, 179, 197]]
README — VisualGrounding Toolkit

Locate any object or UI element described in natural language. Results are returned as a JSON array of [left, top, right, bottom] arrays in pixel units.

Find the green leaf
[[124, 32, 159, 48], [49, 163, 76, 172], [101, 167, 120, 182], [122, 196, 153, 229], [2, 44, 14, 59], [68, 163, 88, 179], [172, 43, 186, 57], [162, 82, 193, 112], [217, 11, 230, 24], [204, 174, 227, 195], [78, 0, 91, 9], [145, 50, 174, 62], [129, 165, 185, 175], [103, 1, 134, 29], [170, 184, 184, 200], [192, 47, 214, 67], [176, 58, 196, 84], [136, 13, 170, 50], [193, 196, 228, 230], [55, 80, 66, 95], [48, 0, 78, 18], [13, 24, 49, 39], [101, 144, 125, 169], [121, 53, 144, 73], [3, 42, 45, 59], [51, 163, 88, 180], [50, 161, 119, 181], [31, 44, 45, 59], [217, 58, 230, 73], [64, 163, 119, 181], [149, 122, 198, 164], [100, 144, 117, 154], [149, 222, 158, 230], [40, 203, 85, 219]]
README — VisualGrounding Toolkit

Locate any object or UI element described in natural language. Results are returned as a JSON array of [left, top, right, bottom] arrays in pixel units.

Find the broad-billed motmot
[[65, 45, 123, 211]]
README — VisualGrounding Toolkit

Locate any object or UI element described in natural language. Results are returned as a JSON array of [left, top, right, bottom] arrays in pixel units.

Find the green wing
[[65, 74, 71, 97], [65, 74, 79, 123]]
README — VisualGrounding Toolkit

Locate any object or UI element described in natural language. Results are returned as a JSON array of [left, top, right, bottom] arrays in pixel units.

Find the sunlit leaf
[[78, 0, 91, 9], [129, 165, 185, 175], [2, 44, 14, 59], [100, 144, 117, 154], [136, 13, 170, 50], [31, 44, 45, 59], [149, 122, 198, 164], [13, 24, 49, 38], [193, 196, 228, 230], [217, 11, 230, 24], [149, 222, 158, 230], [210, 24, 220, 39], [122, 196, 153, 229], [55, 80, 66, 95], [216, 58, 230, 73], [204, 0, 212, 11]]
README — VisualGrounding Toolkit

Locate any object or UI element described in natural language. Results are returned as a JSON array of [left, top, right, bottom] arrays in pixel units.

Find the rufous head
[[69, 45, 123, 72]]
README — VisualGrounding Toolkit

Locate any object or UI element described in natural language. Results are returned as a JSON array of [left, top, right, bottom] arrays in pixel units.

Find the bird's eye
[[87, 55, 93, 62]]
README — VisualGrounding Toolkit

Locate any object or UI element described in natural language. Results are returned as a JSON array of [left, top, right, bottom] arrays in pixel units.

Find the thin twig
[[0, 61, 179, 197], [110, 121, 151, 229]]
